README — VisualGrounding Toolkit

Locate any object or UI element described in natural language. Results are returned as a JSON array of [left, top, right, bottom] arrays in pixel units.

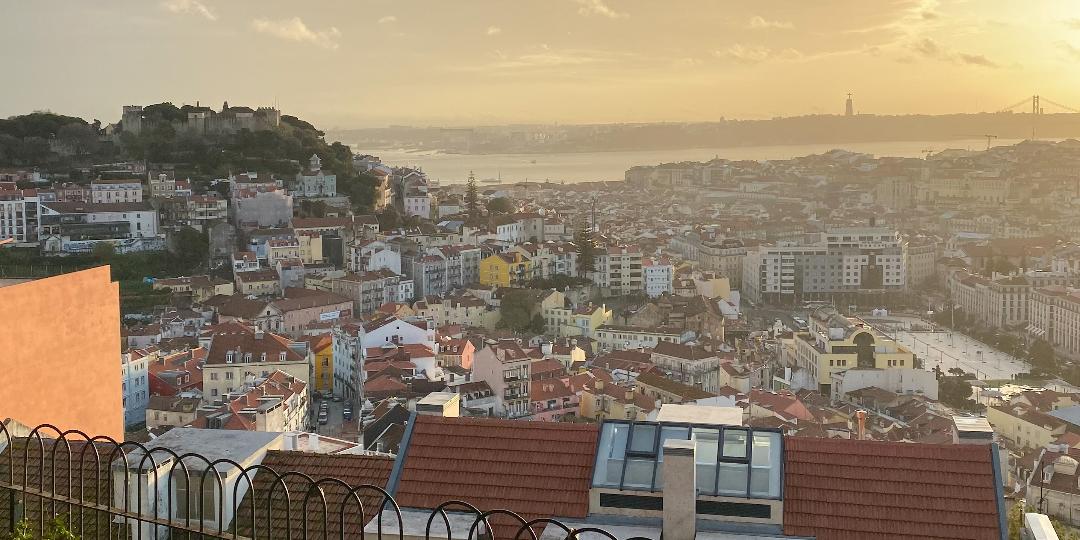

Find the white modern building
[[643, 257, 674, 298], [90, 179, 143, 204]]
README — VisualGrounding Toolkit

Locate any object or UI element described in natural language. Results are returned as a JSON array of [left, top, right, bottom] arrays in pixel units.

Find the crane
[[984, 134, 998, 150], [921, 148, 935, 160]]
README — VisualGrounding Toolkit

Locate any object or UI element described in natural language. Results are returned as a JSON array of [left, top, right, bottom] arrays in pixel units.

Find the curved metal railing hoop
[[465, 509, 534, 540], [201, 458, 247, 535], [45, 429, 76, 524], [300, 480, 333, 540], [347, 483, 404, 540], [165, 451, 214, 537], [50, 427, 97, 529], [516, 518, 572, 540], [105, 440, 153, 540], [566, 527, 624, 540], [24, 424, 64, 537], [266, 470, 319, 540], [75, 434, 109, 536], [139, 446, 183, 540], [424, 499, 483, 540], [230, 463, 282, 540]]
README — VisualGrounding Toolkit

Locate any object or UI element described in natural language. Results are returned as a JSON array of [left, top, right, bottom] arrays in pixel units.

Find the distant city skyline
[[4, 0, 1080, 128]]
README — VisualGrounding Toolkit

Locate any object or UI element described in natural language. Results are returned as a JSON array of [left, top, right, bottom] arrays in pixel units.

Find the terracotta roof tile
[[783, 437, 1003, 540], [394, 415, 599, 534]]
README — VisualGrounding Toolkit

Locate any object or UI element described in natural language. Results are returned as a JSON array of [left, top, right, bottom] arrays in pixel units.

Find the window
[[174, 473, 218, 521]]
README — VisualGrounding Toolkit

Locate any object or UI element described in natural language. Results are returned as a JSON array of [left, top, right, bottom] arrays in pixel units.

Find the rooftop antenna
[[983, 134, 998, 150]]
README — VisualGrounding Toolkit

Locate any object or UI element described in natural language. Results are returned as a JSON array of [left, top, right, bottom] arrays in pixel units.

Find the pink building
[[527, 378, 579, 421]]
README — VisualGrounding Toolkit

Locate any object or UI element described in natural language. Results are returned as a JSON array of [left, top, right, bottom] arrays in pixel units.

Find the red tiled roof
[[783, 437, 1003, 540], [394, 415, 599, 532]]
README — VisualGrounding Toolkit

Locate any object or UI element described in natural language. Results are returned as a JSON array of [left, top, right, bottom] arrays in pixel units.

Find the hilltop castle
[[120, 101, 281, 136]]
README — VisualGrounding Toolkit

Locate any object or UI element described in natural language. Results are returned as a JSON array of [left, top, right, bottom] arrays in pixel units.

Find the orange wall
[[0, 266, 123, 439]]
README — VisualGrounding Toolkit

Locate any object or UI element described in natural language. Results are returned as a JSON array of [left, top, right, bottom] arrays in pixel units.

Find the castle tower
[[309, 154, 322, 172], [845, 93, 854, 117]]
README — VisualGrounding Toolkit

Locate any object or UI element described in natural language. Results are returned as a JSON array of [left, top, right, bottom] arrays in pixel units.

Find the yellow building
[[578, 379, 656, 421], [479, 252, 533, 287], [545, 303, 612, 339], [986, 403, 1067, 451], [303, 334, 334, 394], [795, 307, 916, 394]]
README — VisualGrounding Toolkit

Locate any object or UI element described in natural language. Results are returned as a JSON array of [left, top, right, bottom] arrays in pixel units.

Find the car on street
[[343, 407, 352, 420], [318, 411, 329, 425]]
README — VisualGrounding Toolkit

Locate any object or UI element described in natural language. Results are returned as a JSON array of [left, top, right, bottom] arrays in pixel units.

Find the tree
[[498, 288, 540, 332], [464, 171, 480, 225], [574, 219, 596, 276], [485, 197, 515, 215], [1030, 338, 1058, 372], [939, 376, 982, 412], [92, 242, 116, 260], [172, 226, 209, 272]]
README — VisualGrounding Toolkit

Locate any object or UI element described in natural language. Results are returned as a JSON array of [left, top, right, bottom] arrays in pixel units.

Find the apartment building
[[947, 270, 1030, 329], [590, 245, 643, 296], [122, 347, 154, 427], [38, 201, 161, 253], [1029, 286, 1080, 362], [200, 323, 312, 402], [649, 341, 724, 393], [594, 325, 688, 352], [743, 227, 906, 304], [905, 237, 938, 289], [331, 270, 414, 315], [331, 315, 435, 402], [90, 178, 143, 203], [0, 187, 40, 243], [471, 339, 535, 417], [642, 257, 674, 297]]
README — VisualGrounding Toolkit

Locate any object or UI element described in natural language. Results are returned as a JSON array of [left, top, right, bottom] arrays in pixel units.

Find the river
[[349, 138, 1029, 186]]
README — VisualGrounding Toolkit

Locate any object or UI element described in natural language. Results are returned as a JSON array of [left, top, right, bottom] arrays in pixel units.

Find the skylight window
[[592, 420, 782, 499]]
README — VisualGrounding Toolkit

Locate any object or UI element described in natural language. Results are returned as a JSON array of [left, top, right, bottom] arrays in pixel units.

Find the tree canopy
[[498, 288, 545, 334]]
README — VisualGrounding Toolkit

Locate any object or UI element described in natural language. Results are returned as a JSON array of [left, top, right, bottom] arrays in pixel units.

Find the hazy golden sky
[[4, 0, 1080, 128]]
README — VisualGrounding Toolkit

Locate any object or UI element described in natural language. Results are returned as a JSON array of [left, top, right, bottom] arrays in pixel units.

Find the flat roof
[[657, 404, 743, 426]]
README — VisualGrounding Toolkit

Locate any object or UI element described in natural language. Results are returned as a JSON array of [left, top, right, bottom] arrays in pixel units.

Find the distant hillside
[[333, 112, 1080, 154]]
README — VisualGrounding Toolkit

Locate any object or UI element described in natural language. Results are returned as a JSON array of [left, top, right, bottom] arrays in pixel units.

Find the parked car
[[318, 412, 329, 425], [343, 408, 353, 421], [332, 394, 342, 402]]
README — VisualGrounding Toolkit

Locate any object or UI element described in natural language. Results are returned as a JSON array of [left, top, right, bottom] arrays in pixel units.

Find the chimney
[[625, 389, 635, 402], [310, 433, 320, 453], [284, 432, 299, 451], [595, 380, 604, 391], [255, 330, 265, 340], [856, 410, 867, 440], [663, 438, 697, 540]]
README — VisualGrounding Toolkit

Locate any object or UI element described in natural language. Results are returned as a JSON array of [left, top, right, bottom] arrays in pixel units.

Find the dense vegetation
[[0, 104, 376, 213]]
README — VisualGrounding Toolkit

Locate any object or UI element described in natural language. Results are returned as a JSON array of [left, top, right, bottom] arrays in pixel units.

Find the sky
[[4, 0, 1080, 128]]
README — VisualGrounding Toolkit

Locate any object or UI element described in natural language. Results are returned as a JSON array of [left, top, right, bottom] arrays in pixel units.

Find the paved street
[[310, 396, 360, 440]]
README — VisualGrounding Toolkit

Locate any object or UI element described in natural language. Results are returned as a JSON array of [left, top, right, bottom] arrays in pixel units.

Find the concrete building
[[792, 306, 916, 394], [0, 267, 123, 439], [90, 178, 143, 204], [122, 348, 153, 427], [643, 257, 674, 298], [743, 227, 906, 304], [39, 201, 161, 253], [470, 339, 534, 418], [1029, 286, 1080, 362], [200, 322, 312, 402], [0, 187, 41, 244], [590, 245, 643, 297]]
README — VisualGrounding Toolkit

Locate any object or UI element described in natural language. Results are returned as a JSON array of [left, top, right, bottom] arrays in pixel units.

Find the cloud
[[957, 53, 997, 67], [715, 44, 802, 65], [251, 17, 341, 50], [450, 46, 630, 72], [378, 15, 397, 24], [574, 0, 626, 19], [160, 0, 216, 21], [747, 16, 793, 30], [1060, 41, 1080, 60], [1067, 18, 1080, 30], [906, 37, 997, 67], [486, 26, 502, 36]]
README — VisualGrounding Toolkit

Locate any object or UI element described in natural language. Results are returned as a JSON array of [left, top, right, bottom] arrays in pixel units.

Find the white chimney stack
[[310, 433, 320, 453], [663, 438, 697, 540]]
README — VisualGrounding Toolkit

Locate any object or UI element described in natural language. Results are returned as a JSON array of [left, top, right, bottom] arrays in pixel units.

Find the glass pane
[[693, 428, 719, 494], [629, 424, 658, 454], [717, 462, 749, 496], [752, 432, 778, 466], [655, 425, 690, 488], [750, 432, 781, 498], [623, 458, 656, 489], [592, 423, 630, 487], [723, 429, 748, 458]]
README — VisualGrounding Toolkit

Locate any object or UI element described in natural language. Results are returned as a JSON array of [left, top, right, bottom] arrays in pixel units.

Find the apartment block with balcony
[[471, 339, 536, 417], [1029, 286, 1080, 362]]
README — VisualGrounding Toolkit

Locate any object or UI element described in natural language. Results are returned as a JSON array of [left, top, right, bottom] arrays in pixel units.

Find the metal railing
[[1, 423, 649, 540]]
